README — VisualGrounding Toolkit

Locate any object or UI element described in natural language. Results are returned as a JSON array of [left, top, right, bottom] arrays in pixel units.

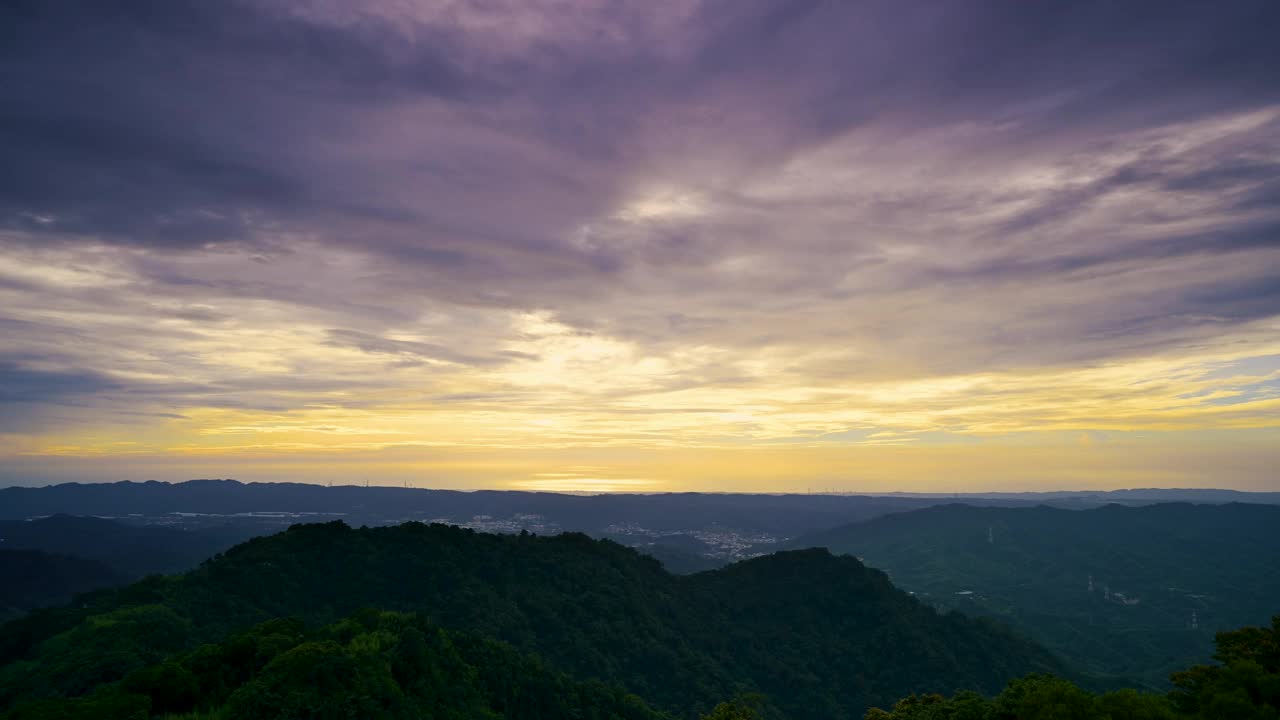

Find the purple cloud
[[1, 0, 1278, 486]]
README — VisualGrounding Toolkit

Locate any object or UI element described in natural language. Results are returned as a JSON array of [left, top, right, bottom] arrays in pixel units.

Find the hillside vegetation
[[795, 502, 1280, 687], [0, 521, 1062, 719], [867, 616, 1280, 720], [3, 610, 668, 720]]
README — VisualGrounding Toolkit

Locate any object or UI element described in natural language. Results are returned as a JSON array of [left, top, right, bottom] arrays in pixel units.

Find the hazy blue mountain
[[7, 480, 1275, 539], [0, 480, 946, 533], [875, 488, 1280, 504]]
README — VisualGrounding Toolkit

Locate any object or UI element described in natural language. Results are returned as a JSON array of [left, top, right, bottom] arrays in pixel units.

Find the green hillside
[[795, 503, 1280, 688], [0, 521, 1063, 719]]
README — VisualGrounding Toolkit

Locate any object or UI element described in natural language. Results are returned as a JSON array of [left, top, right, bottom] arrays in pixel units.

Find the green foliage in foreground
[[4, 614, 1278, 720], [865, 616, 1280, 719], [3, 609, 666, 720]]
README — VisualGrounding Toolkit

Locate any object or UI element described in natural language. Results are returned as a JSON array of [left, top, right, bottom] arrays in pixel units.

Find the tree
[[1170, 616, 1280, 719]]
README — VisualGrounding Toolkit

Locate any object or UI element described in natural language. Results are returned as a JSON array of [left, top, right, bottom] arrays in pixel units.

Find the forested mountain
[[0, 516, 260, 579], [794, 502, 1280, 688], [0, 521, 1062, 719], [0, 550, 121, 623]]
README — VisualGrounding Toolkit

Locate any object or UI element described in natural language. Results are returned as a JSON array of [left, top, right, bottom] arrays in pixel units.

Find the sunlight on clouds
[[3, 86, 1279, 491], [0, 243, 135, 289], [500, 311, 679, 395], [3, 235, 1279, 487], [615, 187, 707, 222], [11, 323, 1279, 471]]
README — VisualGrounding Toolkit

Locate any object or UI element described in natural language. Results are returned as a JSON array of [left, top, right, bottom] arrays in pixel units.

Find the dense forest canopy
[[3, 610, 669, 720], [0, 521, 1060, 719]]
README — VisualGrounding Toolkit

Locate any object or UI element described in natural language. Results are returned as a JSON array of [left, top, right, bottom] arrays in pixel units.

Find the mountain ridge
[[0, 520, 1065, 719], [791, 501, 1280, 688]]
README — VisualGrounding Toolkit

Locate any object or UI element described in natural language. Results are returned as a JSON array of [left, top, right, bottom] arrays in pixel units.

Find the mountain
[[0, 515, 261, 579], [7, 480, 1279, 576], [0, 521, 1064, 719], [793, 502, 1280, 688], [877, 488, 1280, 504], [0, 550, 121, 623], [9, 479, 1276, 536]]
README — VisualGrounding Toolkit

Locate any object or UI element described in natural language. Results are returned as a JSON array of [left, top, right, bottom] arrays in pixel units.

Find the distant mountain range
[[0, 479, 951, 534], [3, 479, 1276, 529], [876, 488, 1280, 503], [792, 502, 1280, 688]]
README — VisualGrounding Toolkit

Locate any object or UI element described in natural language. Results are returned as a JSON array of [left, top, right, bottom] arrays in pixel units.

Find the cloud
[[0, 362, 118, 405], [1, 0, 1278, 488], [324, 328, 533, 367]]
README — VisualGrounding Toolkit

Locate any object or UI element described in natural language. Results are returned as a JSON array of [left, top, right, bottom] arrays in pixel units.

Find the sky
[[1, 0, 1279, 492]]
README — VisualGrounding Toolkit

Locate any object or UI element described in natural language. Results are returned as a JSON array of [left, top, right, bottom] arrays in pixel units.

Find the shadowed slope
[[794, 502, 1280, 687], [0, 550, 121, 621]]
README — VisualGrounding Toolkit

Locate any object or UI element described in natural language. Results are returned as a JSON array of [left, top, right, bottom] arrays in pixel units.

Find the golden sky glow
[[3, 243, 1277, 491]]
